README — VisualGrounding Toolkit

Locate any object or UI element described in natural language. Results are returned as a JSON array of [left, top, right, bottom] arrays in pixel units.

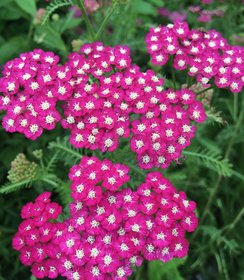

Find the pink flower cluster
[[145, 22, 244, 93], [158, 7, 187, 22], [0, 44, 167, 154], [130, 88, 206, 169], [0, 44, 206, 169], [61, 42, 164, 152], [70, 0, 100, 17], [13, 157, 198, 280], [201, 0, 213, 3], [189, 5, 224, 23], [0, 50, 61, 139]]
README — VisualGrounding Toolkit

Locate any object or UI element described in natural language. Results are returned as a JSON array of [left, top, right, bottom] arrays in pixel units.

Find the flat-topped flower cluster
[[4, 21, 233, 280], [13, 157, 198, 280], [0, 42, 206, 169], [130, 88, 205, 169], [146, 22, 244, 93], [0, 49, 61, 139], [62, 43, 163, 153]]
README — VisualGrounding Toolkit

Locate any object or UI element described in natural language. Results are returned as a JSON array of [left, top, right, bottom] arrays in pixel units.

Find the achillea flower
[[61, 42, 164, 153], [130, 88, 206, 169], [146, 22, 244, 93], [0, 49, 61, 139], [13, 157, 198, 280], [0, 43, 206, 170]]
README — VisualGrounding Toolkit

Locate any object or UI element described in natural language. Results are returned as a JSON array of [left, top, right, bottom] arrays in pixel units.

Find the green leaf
[[0, 0, 14, 8], [41, 0, 73, 25], [0, 36, 29, 64], [150, 0, 165, 7], [60, 16, 82, 34], [0, 180, 32, 194], [53, 11, 82, 34], [183, 148, 233, 177], [15, 0, 36, 17], [148, 259, 186, 280], [34, 25, 67, 52], [205, 106, 226, 125], [48, 137, 83, 165], [0, 3, 28, 20], [132, 0, 157, 16], [201, 225, 220, 237]]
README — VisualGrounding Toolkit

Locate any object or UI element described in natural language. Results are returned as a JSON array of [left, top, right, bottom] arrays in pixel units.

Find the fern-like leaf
[[0, 179, 33, 194], [205, 106, 226, 125], [42, 0, 74, 25], [57, 182, 72, 205], [45, 153, 60, 174], [183, 148, 233, 177], [48, 137, 83, 165]]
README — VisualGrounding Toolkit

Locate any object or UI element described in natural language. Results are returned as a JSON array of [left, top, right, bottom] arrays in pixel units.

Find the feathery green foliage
[[0, 1, 244, 280], [183, 148, 233, 177], [41, 0, 73, 25], [48, 137, 83, 164], [0, 179, 33, 194]]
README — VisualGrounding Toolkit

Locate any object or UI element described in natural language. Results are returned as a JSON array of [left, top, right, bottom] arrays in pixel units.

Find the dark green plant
[[0, 1, 244, 280]]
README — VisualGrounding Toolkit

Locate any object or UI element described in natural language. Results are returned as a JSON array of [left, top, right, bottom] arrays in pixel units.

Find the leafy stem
[[197, 86, 214, 95], [49, 140, 83, 160], [95, 5, 116, 40], [227, 207, 244, 231], [75, 0, 96, 41], [200, 94, 244, 223], [41, 176, 60, 188]]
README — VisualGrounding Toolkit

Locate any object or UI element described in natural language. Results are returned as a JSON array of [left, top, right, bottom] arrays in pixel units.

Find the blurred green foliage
[[0, 0, 244, 280]]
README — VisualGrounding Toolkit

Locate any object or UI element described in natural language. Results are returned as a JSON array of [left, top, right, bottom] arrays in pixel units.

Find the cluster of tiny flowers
[[61, 42, 164, 152], [145, 21, 244, 93], [189, 5, 224, 23], [0, 49, 62, 139], [130, 88, 206, 169], [0, 43, 165, 152], [13, 157, 198, 280], [12, 192, 63, 278], [7, 153, 38, 183]]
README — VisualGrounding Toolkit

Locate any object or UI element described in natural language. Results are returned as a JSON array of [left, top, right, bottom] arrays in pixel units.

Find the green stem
[[200, 175, 222, 223], [95, 5, 116, 40], [186, 75, 190, 88], [200, 96, 244, 223], [171, 68, 176, 90], [225, 97, 243, 159], [51, 143, 83, 159], [135, 265, 143, 280], [41, 177, 59, 188], [197, 86, 213, 95], [27, 22, 34, 44], [126, 162, 147, 178], [75, 0, 96, 41], [186, 75, 195, 89], [227, 207, 244, 231], [233, 93, 238, 122]]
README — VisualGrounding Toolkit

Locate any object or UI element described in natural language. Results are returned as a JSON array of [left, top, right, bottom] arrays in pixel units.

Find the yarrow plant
[[145, 21, 244, 92], [0, 49, 61, 139], [130, 88, 206, 169], [0, 41, 206, 169], [12, 156, 198, 280], [0, 0, 243, 279], [61, 42, 159, 153]]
